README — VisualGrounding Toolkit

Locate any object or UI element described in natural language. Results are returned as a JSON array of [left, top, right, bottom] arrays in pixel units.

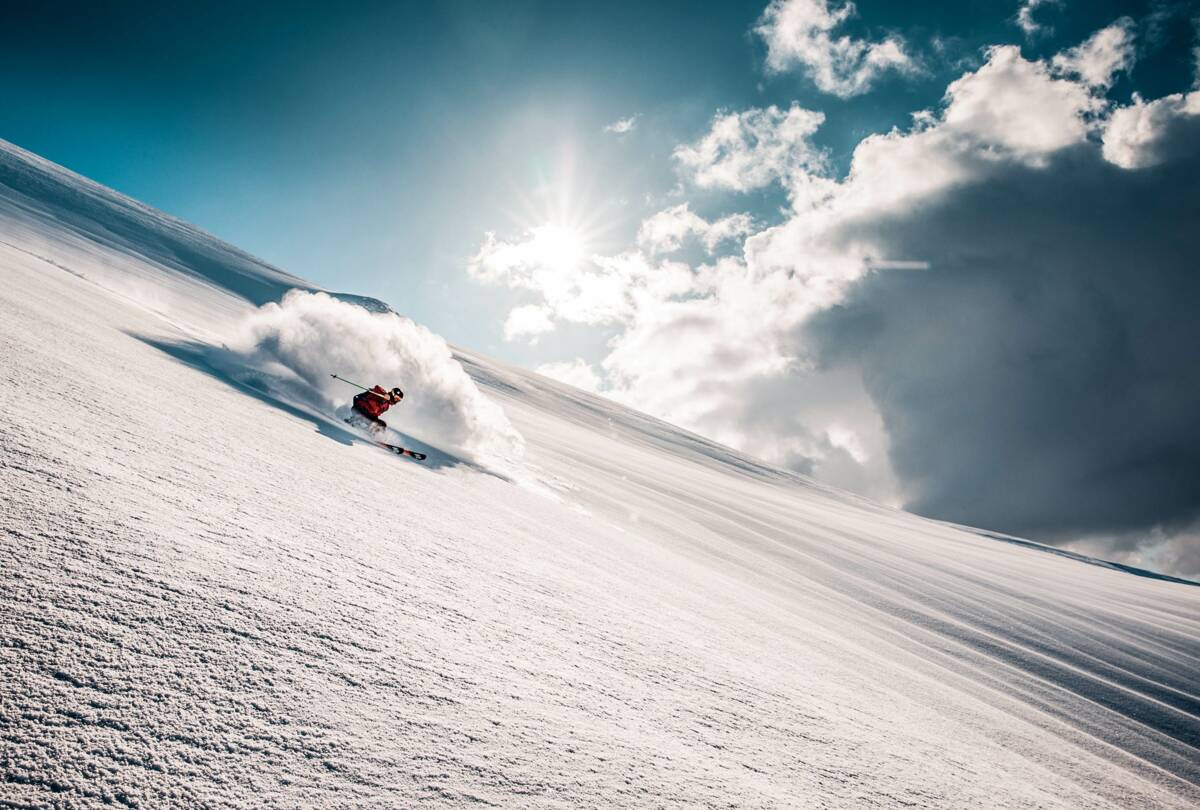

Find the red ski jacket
[[352, 385, 393, 418]]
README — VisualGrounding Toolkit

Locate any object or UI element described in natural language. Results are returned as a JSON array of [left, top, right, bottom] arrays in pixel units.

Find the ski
[[375, 441, 427, 461], [343, 418, 427, 461]]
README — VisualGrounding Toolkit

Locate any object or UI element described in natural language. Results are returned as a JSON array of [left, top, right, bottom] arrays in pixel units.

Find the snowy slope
[[1, 138, 1198, 809]]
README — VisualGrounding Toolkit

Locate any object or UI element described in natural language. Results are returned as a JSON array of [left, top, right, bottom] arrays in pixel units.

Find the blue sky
[[3, 0, 1190, 360], [4, 0, 1200, 575]]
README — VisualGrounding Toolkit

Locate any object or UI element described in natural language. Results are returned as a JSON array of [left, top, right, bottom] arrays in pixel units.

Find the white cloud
[[637, 204, 755, 255], [755, 44, 1100, 224], [1015, 0, 1059, 38], [940, 45, 1100, 159], [503, 304, 556, 342], [701, 213, 757, 253], [1051, 17, 1136, 89], [637, 204, 707, 254], [755, 0, 918, 97], [536, 359, 603, 392], [604, 115, 640, 135], [673, 103, 826, 192], [1102, 90, 1200, 168]]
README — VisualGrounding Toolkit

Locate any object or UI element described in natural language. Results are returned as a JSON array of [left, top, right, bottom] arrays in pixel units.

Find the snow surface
[[1, 138, 1198, 808]]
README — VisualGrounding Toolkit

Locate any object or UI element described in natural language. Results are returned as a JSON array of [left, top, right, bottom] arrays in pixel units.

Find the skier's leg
[[349, 406, 384, 435]]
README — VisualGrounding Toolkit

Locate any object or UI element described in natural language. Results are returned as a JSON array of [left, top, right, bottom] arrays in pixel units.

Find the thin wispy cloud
[[603, 114, 640, 135], [1015, 0, 1061, 38]]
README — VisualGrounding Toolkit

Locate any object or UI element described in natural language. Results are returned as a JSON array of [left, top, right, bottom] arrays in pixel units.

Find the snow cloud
[[755, 0, 918, 97], [225, 291, 525, 466]]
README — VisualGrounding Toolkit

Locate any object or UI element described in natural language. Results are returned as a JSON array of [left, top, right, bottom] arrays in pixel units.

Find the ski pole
[[330, 373, 389, 398]]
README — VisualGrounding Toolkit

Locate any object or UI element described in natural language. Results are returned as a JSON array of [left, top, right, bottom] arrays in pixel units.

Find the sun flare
[[526, 223, 588, 270]]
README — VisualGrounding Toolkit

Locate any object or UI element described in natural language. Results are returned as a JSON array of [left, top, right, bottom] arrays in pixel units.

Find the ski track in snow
[[1, 139, 1199, 808]]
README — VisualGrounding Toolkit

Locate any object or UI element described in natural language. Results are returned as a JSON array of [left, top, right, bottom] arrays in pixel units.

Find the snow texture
[[1, 137, 1199, 808]]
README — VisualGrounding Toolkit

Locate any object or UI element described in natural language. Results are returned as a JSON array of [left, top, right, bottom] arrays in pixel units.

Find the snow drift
[[224, 289, 525, 466]]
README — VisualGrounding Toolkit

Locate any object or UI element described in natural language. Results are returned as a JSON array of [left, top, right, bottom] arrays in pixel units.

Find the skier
[[350, 384, 404, 435]]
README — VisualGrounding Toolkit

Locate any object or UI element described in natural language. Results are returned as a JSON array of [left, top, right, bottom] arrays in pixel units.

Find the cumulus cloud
[[755, 0, 918, 97], [225, 291, 525, 466], [1051, 17, 1136, 89], [800, 133, 1200, 544], [536, 359, 603, 392], [773, 37, 1200, 571], [1102, 90, 1200, 168], [673, 103, 826, 192], [470, 22, 1200, 575], [938, 45, 1100, 159], [604, 115, 640, 135]]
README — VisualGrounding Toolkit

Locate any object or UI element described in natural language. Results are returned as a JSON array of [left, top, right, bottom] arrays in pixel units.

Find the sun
[[499, 146, 624, 269], [527, 223, 587, 270]]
